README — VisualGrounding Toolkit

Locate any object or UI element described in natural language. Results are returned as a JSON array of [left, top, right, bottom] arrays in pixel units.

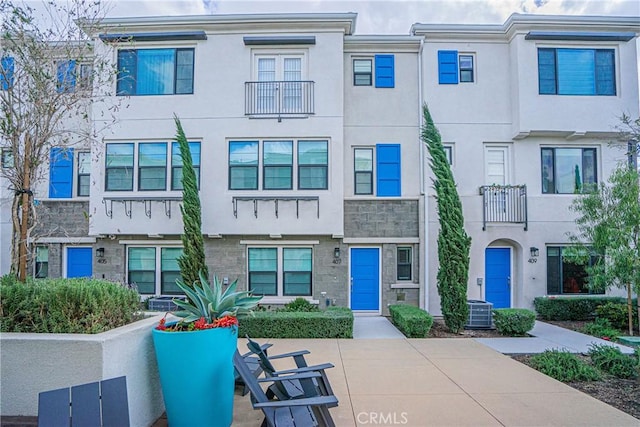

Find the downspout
[[418, 36, 429, 312]]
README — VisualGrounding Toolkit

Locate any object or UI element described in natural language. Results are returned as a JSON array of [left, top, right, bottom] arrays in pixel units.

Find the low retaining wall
[[0, 314, 165, 427]]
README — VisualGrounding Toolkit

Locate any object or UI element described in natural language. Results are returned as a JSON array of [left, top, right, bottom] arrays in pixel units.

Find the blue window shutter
[[49, 148, 73, 198], [438, 51, 458, 84], [375, 55, 394, 88], [538, 48, 557, 94], [1, 56, 15, 90], [376, 144, 401, 197], [56, 60, 76, 93]]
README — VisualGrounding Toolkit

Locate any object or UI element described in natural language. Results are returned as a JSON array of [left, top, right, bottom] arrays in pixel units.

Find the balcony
[[479, 185, 528, 231], [245, 81, 314, 119]]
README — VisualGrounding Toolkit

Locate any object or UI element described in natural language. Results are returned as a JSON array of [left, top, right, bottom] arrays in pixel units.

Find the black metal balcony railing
[[480, 185, 528, 231], [245, 81, 314, 117]]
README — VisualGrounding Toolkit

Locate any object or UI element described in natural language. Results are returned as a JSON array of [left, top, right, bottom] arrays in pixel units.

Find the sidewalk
[[231, 336, 639, 427]]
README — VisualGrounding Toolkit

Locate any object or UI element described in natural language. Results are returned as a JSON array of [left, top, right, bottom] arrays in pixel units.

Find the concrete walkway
[[353, 315, 405, 339], [476, 320, 636, 355], [231, 336, 639, 427]]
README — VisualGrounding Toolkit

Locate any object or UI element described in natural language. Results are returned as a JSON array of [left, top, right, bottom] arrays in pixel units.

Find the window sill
[[390, 283, 419, 289], [260, 297, 320, 305]]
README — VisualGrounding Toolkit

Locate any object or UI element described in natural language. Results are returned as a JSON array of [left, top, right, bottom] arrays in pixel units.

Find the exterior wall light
[[334, 247, 341, 259], [96, 247, 105, 258], [530, 247, 539, 258]]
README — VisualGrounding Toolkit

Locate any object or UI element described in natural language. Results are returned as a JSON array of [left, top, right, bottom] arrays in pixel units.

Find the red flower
[[156, 317, 167, 331]]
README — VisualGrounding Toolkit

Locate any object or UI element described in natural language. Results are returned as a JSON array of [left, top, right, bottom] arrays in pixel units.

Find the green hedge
[[238, 306, 353, 338], [0, 276, 142, 333], [533, 297, 630, 321], [492, 308, 536, 336], [388, 304, 433, 338]]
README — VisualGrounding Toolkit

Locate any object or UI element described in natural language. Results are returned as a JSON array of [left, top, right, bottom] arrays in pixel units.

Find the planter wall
[[0, 314, 165, 427]]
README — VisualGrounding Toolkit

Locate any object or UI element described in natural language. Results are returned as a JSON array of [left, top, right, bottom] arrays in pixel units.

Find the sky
[[104, 0, 640, 34]]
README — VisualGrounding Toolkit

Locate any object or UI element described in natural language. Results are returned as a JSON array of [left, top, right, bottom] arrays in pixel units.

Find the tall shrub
[[421, 104, 471, 333], [174, 116, 208, 287]]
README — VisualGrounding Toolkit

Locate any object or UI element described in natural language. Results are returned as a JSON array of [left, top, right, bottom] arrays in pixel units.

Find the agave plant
[[172, 271, 262, 324]]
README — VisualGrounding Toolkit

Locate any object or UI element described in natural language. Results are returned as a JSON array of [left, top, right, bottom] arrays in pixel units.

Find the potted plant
[[152, 271, 261, 427]]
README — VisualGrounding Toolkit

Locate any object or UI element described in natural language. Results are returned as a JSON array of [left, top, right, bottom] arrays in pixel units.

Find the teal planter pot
[[152, 325, 238, 427]]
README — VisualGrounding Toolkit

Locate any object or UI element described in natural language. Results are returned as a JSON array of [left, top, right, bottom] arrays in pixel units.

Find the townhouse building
[[1, 11, 638, 316], [413, 14, 640, 314]]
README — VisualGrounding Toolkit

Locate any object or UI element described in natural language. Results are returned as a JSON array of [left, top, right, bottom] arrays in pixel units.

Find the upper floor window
[[56, 60, 92, 93], [248, 246, 312, 297], [547, 246, 604, 295], [128, 246, 183, 295], [49, 147, 89, 198], [353, 59, 372, 86], [77, 152, 91, 197], [229, 139, 328, 191], [538, 48, 615, 96], [352, 55, 395, 88], [105, 141, 200, 191], [1, 56, 14, 90], [1, 148, 14, 168], [353, 144, 402, 197], [438, 50, 475, 84], [541, 147, 597, 194], [255, 54, 303, 113], [443, 144, 454, 166], [117, 48, 194, 96]]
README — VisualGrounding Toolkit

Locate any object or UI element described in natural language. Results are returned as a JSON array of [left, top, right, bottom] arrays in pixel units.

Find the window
[[49, 147, 73, 198], [57, 60, 92, 93], [171, 142, 201, 190], [546, 246, 604, 295], [298, 141, 328, 189], [128, 246, 183, 295], [263, 141, 293, 190], [1, 56, 14, 90], [117, 48, 194, 96], [397, 247, 412, 281], [229, 141, 259, 190], [34, 246, 48, 278], [77, 152, 90, 197], [255, 54, 303, 113], [438, 51, 475, 84], [443, 145, 453, 166], [138, 143, 167, 191], [374, 55, 394, 88], [106, 143, 134, 191], [248, 247, 312, 297], [354, 148, 373, 195], [538, 48, 615, 96], [459, 55, 474, 83], [541, 147, 597, 194], [353, 59, 372, 86], [1, 149, 14, 168]]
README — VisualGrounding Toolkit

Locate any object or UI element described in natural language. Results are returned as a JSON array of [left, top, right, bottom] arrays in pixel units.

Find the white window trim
[[126, 244, 183, 296]]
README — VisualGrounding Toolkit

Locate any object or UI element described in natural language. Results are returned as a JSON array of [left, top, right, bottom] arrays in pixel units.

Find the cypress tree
[[174, 116, 208, 287], [421, 104, 471, 333]]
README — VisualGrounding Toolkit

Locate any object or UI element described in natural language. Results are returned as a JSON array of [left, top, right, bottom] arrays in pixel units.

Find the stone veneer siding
[[344, 200, 419, 238]]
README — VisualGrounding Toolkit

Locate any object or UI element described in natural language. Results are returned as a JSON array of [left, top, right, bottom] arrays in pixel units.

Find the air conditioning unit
[[465, 300, 494, 329]]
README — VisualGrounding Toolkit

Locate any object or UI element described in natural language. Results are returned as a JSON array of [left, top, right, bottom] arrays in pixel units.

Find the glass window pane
[[299, 141, 328, 165], [77, 152, 91, 174], [230, 167, 258, 190], [136, 49, 175, 95], [249, 248, 277, 271], [139, 143, 167, 167], [161, 247, 182, 271], [264, 166, 292, 189], [459, 56, 473, 69], [249, 272, 277, 295], [354, 59, 372, 73], [299, 166, 327, 189], [283, 272, 311, 296], [139, 167, 166, 190], [258, 58, 276, 82], [284, 58, 301, 81], [595, 49, 615, 95], [283, 248, 311, 271], [172, 142, 201, 167], [541, 148, 555, 194], [555, 148, 582, 194], [355, 149, 373, 171], [106, 144, 134, 167], [264, 141, 293, 165], [106, 168, 133, 191], [582, 148, 597, 190], [78, 175, 90, 197], [129, 247, 156, 270], [355, 172, 373, 194], [557, 49, 595, 95], [129, 271, 155, 294], [460, 70, 473, 82], [229, 141, 258, 165], [354, 74, 372, 86], [161, 271, 182, 294]]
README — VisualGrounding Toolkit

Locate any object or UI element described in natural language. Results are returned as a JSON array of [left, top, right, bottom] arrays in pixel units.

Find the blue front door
[[350, 248, 380, 311], [67, 247, 93, 278], [485, 248, 511, 308]]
